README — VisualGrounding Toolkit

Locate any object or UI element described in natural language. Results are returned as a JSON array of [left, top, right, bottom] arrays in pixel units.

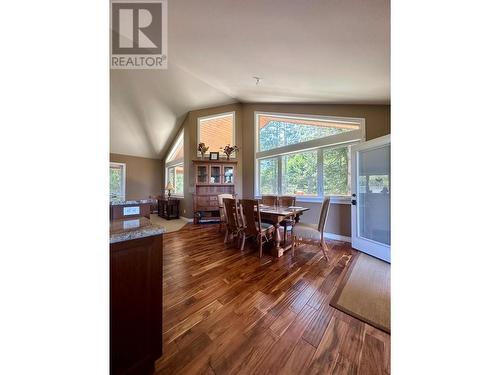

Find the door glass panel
[[357, 145, 390, 245]]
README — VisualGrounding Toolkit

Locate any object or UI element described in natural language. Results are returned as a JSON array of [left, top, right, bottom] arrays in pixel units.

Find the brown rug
[[330, 252, 390, 333]]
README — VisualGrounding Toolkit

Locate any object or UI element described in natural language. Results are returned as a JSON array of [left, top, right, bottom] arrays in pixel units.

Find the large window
[[197, 112, 235, 156], [255, 112, 364, 200], [110, 162, 126, 201], [166, 165, 184, 195], [165, 131, 184, 196]]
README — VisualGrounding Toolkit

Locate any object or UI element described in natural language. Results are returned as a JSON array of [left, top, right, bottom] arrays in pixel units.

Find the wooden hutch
[[192, 159, 237, 224]]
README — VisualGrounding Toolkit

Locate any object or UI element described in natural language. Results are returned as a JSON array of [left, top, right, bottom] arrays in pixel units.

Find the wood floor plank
[[152, 223, 390, 375]]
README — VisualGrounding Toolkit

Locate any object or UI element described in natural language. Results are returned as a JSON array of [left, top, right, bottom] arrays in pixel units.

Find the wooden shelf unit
[[192, 159, 237, 224]]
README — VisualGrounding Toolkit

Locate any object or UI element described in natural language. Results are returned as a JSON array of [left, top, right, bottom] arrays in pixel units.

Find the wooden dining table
[[258, 205, 309, 257]]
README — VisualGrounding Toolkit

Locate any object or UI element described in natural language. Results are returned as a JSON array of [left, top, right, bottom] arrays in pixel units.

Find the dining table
[[258, 204, 310, 257]]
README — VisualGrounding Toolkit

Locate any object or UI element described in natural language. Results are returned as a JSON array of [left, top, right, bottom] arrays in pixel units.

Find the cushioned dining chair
[[218, 193, 234, 232], [261, 195, 278, 207], [239, 199, 275, 258], [223, 198, 242, 246], [291, 196, 331, 261], [278, 196, 296, 243]]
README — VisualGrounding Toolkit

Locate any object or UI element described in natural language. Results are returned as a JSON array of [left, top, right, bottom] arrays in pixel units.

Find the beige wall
[[166, 103, 390, 237], [110, 153, 163, 200], [173, 103, 243, 217]]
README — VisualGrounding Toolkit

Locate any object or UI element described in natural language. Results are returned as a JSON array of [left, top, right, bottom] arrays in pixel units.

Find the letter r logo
[[112, 3, 162, 54]]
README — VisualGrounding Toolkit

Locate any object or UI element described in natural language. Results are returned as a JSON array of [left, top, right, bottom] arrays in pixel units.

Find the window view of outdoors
[[199, 113, 234, 155], [258, 114, 358, 152], [167, 165, 184, 195], [110, 164, 124, 200], [323, 146, 350, 196], [259, 158, 278, 194], [282, 150, 318, 196]]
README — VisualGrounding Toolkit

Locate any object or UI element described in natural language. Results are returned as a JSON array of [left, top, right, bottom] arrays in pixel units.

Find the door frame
[[351, 134, 391, 262]]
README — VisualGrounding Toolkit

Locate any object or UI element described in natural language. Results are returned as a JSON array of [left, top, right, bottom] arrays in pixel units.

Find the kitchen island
[[110, 217, 165, 375]]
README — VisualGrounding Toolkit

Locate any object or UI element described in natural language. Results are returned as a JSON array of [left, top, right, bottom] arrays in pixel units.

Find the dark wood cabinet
[[158, 198, 180, 220], [110, 235, 163, 375], [192, 159, 237, 224]]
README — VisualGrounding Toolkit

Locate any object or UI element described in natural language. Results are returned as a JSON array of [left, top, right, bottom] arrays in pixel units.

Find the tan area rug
[[330, 253, 391, 333], [149, 214, 188, 233]]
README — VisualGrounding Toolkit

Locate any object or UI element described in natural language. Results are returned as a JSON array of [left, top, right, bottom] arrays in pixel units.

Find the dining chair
[[223, 198, 242, 246], [239, 199, 275, 258], [218, 193, 234, 232], [277, 196, 296, 243], [291, 196, 331, 261], [261, 195, 278, 207]]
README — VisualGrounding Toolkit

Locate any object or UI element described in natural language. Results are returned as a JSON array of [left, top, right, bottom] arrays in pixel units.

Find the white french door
[[351, 135, 391, 262]]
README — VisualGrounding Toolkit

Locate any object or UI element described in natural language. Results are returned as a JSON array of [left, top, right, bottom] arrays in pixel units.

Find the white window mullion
[[277, 156, 283, 195], [317, 149, 324, 197]]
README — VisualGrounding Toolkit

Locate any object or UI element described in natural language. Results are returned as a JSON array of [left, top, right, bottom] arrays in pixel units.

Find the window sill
[[296, 196, 351, 205], [254, 196, 351, 205]]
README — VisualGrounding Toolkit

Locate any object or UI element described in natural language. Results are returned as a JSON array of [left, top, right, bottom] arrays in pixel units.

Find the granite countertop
[[110, 217, 166, 244], [110, 199, 155, 206]]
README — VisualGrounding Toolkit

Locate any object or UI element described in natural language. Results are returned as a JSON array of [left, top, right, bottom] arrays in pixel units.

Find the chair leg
[[283, 223, 287, 243], [259, 235, 263, 258], [224, 228, 229, 243], [321, 240, 329, 261], [291, 235, 296, 256], [240, 234, 246, 251]]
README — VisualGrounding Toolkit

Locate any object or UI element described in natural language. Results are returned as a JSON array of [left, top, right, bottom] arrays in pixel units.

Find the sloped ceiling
[[110, 0, 390, 159]]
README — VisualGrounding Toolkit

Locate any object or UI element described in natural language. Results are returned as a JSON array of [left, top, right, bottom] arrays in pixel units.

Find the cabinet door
[[210, 165, 221, 184], [223, 166, 234, 184], [196, 165, 208, 183]]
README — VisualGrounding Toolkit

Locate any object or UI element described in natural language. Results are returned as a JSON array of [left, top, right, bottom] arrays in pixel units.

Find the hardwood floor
[[154, 224, 390, 375]]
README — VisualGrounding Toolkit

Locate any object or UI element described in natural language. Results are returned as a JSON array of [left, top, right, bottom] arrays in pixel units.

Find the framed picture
[[209, 152, 219, 160]]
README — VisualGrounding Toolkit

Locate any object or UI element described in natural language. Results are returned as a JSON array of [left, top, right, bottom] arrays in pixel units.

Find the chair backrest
[[261, 195, 278, 207], [239, 199, 260, 236], [317, 196, 331, 233], [223, 198, 239, 232], [218, 193, 233, 220], [278, 195, 296, 207]]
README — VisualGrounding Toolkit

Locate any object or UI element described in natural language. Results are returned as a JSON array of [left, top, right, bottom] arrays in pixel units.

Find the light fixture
[[166, 182, 174, 198]]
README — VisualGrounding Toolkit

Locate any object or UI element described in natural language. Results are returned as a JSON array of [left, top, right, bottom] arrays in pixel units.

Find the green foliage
[[258, 120, 351, 196], [110, 168, 122, 198]]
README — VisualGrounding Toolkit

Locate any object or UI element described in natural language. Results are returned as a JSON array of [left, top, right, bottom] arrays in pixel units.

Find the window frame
[[165, 130, 184, 197], [166, 130, 184, 163], [110, 162, 126, 200], [197, 111, 236, 157], [254, 111, 365, 203], [166, 162, 184, 197]]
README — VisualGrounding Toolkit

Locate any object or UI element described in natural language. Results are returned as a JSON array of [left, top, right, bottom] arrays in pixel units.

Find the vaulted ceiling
[[110, 0, 390, 159]]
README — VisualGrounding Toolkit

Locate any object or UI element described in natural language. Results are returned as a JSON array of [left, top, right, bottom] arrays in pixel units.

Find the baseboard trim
[[324, 232, 351, 242]]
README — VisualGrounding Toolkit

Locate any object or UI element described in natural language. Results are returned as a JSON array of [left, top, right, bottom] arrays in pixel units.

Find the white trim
[[254, 110, 364, 198], [197, 111, 236, 156], [110, 162, 126, 199], [166, 130, 184, 163], [166, 163, 185, 198], [323, 232, 352, 243], [350, 134, 391, 262]]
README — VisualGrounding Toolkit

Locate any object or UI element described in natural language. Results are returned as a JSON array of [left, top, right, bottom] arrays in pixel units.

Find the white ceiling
[[111, 0, 390, 159]]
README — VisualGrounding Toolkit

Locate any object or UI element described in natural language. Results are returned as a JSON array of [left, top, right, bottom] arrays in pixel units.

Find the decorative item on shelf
[[220, 144, 239, 160], [209, 151, 219, 160], [166, 182, 174, 199], [198, 142, 209, 159]]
